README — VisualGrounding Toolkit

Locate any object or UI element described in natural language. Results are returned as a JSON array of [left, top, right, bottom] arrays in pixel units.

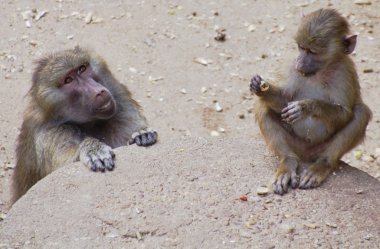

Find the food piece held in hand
[[260, 79, 269, 92]]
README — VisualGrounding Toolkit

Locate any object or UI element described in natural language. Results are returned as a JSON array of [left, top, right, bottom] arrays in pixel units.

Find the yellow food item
[[260, 80, 269, 91]]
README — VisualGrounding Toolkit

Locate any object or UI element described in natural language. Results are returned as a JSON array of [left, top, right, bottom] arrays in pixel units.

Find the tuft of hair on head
[[295, 9, 351, 51]]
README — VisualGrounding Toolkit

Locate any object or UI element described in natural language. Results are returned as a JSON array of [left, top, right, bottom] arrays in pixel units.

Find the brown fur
[[250, 9, 372, 194], [12, 47, 157, 204]]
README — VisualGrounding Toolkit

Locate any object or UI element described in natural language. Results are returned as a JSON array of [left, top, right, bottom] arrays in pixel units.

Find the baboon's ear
[[344, 34, 357, 54]]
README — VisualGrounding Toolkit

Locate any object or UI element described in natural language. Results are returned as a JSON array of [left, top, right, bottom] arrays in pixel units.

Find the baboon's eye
[[298, 45, 306, 51], [78, 64, 87, 74], [299, 45, 317, 55], [309, 49, 317, 55], [64, 76, 73, 84]]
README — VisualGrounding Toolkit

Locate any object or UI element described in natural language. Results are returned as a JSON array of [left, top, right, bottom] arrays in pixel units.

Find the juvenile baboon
[[250, 9, 371, 195], [12, 47, 157, 203]]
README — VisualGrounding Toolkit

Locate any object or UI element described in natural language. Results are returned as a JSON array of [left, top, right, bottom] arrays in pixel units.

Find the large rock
[[1, 137, 379, 248]]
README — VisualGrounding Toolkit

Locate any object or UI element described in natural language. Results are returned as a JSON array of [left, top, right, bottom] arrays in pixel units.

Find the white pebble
[[35, 10, 48, 21], [354, 0, 372, 5], [247, 24, 256, 32], [257, 186, 269, 195], [215, 102, 223, 112], [84, 12, 93, 24], [210, 130, 220, 137], [193, 57, 212, 66], [129, 67, 137, 73]]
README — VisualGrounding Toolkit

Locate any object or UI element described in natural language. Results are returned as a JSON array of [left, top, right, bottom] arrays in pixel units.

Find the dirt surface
[[1, 137, 380, 248], [0, 0, 379, 247]]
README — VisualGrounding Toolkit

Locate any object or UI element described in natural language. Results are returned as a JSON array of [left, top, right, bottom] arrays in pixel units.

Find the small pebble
[[193, 57, 212, 66], [135, 207, 143, 214], [167, 9, 176, 15], [219, 53, 232, 59], [297, 2, 309, 7], [354, 0, 372, 5], [129, 67, 137, 73], [148, 76, 164, 82], [239, 195, 248, 202], [247, 24, 256, 32], [364, 233, 373, 240], [256, 186, 269, 195], [214, 30, 226, 42], [84, 12, 93, 24], [215, 102, 223, 112], [35, 10, 48, 21], [363, 68, 374, 73], [280, 224, 295, 234], [304, 223, 319, 229], [92, 17, 103, 23], [326, 222, 338, 228], [355, 189, 364, 194], [353, 150, 363, 160], [5, 164, 15, 169], [237, 113, 245, 119], [29, 40, 38, 46], [0, 212, 6, 221], [210, 130, 220, 137], [278, 25, 285, 33], [245, 218, 257, 228]]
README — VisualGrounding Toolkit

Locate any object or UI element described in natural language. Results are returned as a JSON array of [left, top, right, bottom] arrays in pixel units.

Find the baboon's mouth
[[96, 99, 116, 119], [98, 100, 113, 112]]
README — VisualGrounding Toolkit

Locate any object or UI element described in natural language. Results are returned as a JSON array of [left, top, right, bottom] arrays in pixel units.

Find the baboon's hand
[[250, 74, 269, 96], [281, 100, 311, 124], [129, 128, 158, 147], [79, 138, 115, 172]]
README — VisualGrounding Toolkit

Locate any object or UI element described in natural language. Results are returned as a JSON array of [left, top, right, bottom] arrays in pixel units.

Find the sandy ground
[[0, 0, 379, 246], [1, 137, 380, 248]]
